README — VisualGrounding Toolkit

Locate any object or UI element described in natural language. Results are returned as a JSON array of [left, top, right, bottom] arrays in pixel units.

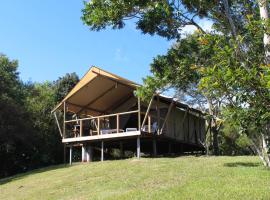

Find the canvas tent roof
[[52, 66, 205, 117], [52, 66, 140, 116]]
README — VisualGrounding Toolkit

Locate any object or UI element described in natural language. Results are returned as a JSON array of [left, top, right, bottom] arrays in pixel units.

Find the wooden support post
[[138, 97, 141, 131], [187, 111, 190, 141], [120, 142, 124, 158], [63, 101, 66, 138], [69, 146, 72, 165], [141, 95, 154, 129], [137, 136, 140, 159], [157, 96, 160, 135], [168, 142, 172, 154], [148, 115, 151, 133], [116, 114, 119, 133], [80, 120, 83, 137], [63, 144, 66, 164], [54, 112, 63, 137], [101, 141, 104, 161], [97, 117, 100, 135], [153, 138, 157, 156], [83, 145, 93, 162], [160, 101, 174, 135], [88, 146, 93, 162], [81, 145, 85, 162]]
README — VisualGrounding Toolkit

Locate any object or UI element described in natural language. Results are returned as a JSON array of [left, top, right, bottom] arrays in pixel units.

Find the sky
[[0, 1, 213, 84], [0, 1, 172, 84]]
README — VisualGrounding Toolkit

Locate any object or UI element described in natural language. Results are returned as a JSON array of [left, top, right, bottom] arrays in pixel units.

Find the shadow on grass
[[224, 162, 261, 168], [0, 164, 71, 186]]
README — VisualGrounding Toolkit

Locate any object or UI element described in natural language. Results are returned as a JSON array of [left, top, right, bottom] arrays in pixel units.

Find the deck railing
[[64, 110, 140, 138]]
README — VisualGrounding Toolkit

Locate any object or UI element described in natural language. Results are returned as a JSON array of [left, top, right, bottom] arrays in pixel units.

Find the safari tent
[[52, 67, 206, 163]]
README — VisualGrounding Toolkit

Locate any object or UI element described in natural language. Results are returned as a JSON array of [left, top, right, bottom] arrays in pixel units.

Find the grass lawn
[[0, 156, 269, 200]]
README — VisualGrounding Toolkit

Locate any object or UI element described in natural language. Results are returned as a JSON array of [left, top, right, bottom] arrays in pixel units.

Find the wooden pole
[[81, 145, 85, 162], [138, 97, 141, 131], [141, 95, 154, 129], [101, 141, 104, 161], [69, 146, 72, 165], [148, 115, 151, 133], [160, 101, 174, 135], [54, 112, 63, 137], [120, 142, 124, 158], [63, 101, 66, 138], [88, 146, 93, 162], [157, 96, 160, 135], [97, 117, 100, 135], [137, 136, 140, 159], [168, 142, 172, 154], [116, 114, 120, 133], [187, 111, 190, 141], [153, 138, 157, 156], [80, 120, 83, 137], [63, 143, 66, 164]]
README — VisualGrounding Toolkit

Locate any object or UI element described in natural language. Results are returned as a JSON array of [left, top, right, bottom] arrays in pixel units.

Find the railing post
[[116, 114, 119, 133], [63, 101, 66, 138], [80, 120, 83, 137], [138, 97, 141, 131], [97, 117, 100, 135], [148, 115, 151, 133]]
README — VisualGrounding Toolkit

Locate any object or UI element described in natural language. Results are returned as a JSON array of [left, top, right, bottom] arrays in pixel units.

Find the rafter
[[76, 84, 116, 114]]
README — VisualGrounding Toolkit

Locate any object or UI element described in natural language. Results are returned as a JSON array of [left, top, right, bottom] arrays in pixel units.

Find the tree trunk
[[207, 99, 220, 155], [212, 126, 219, 155], [223, 0, 237, 38], [258, 0, 270, 64], [251, 134, 270, 167]]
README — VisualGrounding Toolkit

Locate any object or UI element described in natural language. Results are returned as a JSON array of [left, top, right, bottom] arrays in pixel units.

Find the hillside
[[0, 156, 269, 200]]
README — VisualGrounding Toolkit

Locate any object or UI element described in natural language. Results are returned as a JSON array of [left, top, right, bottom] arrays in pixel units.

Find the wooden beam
[[80, 120, 83, 137], [53, 112, 63, 137], [65, 110, 139, 123], [187, 110, 190, 141], [137, 136, 140, 159], [63, 144, 66, 164], [62, 131, 140, 143], [97, 117, 100, 135], [69, 146, 72, 165], [116, 114, 120, 133], [138, 97, 141, 131], [76, 84, 116, 114], [120, 142, 124, 158], [101, 141, 104, 161], [63, 101, 66, 138], [148, 115, 151, 134], [153, 138, 157, 156], [160, 101, 174, 135], [157, 96, 160, 135], [141, 95, 155, 129]]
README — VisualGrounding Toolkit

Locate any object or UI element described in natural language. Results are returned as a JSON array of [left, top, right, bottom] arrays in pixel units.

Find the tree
[[82, 0, 270, 165], [0, 54, 38, 177], [54, 73, 79, 103], [0, 53, 80, 177]]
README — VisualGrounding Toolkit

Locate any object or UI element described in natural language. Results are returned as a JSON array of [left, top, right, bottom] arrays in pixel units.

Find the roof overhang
[[52, 66, 205, 117], [52, 66, 140, 116]]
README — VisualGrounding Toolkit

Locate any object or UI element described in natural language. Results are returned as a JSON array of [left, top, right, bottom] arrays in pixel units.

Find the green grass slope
[[0, 156, 269, 200]]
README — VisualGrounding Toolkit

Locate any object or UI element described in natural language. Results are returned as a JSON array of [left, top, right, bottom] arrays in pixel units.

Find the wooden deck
[[62, 131, 140, 143]]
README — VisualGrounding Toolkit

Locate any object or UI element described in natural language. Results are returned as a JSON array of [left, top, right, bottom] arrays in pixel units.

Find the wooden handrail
[[65, 110, 139, 123]]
